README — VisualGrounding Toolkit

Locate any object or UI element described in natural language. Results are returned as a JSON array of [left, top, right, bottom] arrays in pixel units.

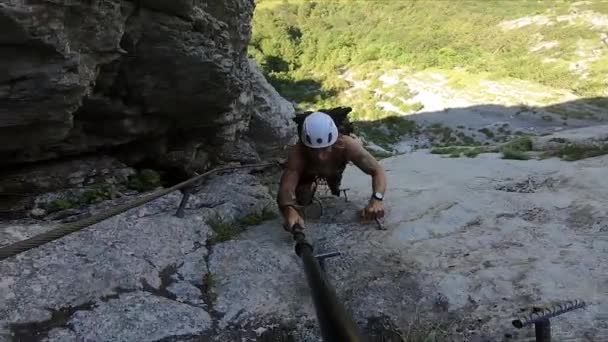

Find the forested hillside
[[250, 0, 608, 123]]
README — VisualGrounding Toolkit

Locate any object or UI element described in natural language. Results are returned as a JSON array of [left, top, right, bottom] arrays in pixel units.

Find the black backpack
[[293, 106, 354, 140]]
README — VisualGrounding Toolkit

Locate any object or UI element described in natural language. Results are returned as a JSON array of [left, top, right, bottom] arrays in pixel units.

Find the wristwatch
[[372, 192, 384, 201]]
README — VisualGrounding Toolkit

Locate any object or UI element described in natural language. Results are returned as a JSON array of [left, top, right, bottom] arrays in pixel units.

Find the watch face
[[374, 192, 383, 200]]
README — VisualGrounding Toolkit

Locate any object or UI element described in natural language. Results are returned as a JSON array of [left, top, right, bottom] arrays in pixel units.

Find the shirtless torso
[[277, 134, 387, 230]]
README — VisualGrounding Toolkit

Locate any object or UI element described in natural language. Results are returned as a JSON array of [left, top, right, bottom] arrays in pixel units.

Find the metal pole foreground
[[511, 299, 586, 342], [291, 225, 366, 342]]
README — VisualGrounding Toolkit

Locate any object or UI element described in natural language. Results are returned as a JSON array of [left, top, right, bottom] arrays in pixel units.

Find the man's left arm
[[345, 137, 387, 218]]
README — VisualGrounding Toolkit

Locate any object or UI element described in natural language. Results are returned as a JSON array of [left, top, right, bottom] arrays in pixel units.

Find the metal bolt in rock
[[511, 299, 587, 342]]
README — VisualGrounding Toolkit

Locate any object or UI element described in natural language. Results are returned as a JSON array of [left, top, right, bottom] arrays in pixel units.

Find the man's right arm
[[276, 146, 304, 228]]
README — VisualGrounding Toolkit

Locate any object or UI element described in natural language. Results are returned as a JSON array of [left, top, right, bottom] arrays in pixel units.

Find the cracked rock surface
[[2, 150, 608, 341], [0, 170, 276, 341]]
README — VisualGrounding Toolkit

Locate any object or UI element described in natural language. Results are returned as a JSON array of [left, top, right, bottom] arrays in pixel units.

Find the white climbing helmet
[[301, 111, 339, 149]]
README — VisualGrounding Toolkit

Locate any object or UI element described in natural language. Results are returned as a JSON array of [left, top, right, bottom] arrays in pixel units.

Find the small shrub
[[207, 213, 243, 243], [503, 136, 533, 152], [557, 144, 608, 161], [202, 273, 217, 304], [541, 115, 554, 122], [80, 184, 118, 204], [128, 169, 162, 192], [502, 148, 530, 160], [47, 199, 77, 212], [463, 148, 481, 158], [431, 146, 488, 158], [478, 128, 495, 138], [239, 206, 278, 226], [431, 146, 461, 155], [427, 123, 454, 144], [354, 117, 419, 150]]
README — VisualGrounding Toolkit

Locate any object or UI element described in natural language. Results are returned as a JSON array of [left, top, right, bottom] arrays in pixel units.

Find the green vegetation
[[251, 0, 606, 112], [47, 184, 120, 212], [206, 213, 242, 243], [366, 148, 394, 160], [48, 198, 77, 212], [502, 149, 531, 160], [127, 169, 162, 192], [354, 117, 419, 150], [238, 206, 277, 226], [431, 146, 491, 158], [552, 143, 608, 161], [252, 1, 607, 152], [478, 128, 495, 139], [207, 206, 278, 243], [501, 136, 534, 160], [202, 273, 218, 304], [429, 136, 537, 159], [81, 184, 119, 204]]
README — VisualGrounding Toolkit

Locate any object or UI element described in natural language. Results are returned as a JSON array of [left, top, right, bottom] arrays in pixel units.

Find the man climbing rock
[[277, 110, 387, 231]]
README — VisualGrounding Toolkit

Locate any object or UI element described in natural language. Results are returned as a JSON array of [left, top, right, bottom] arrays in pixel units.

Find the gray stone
[[0, 0, 297, 220], [0, 156, 134, 195], [186, 171, 278, 222], [3, 151, 608, 340], [0, 168, 282, 341], [46, 292, 211, 342], [247, 59, 298, 159], [176, 247, 209, 286], [0, 0, 131, 162], [209, 232, 313, 329], [0, 0, 269, 170], [533, 124, 608, 152], [167, 281, 206, 307], [0, 192, 210, 339], [204, 150, 608, 340]]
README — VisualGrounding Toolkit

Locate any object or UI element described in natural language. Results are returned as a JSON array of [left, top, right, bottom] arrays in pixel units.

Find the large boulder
[[0, 0, 297, 217], [246, 58, 297, 159], [0, 0, 294, 168]]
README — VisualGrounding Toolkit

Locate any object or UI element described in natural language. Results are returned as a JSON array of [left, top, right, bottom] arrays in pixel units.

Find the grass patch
[[238, 206, 277, 226], [397, 101, 424, 113], [427, 123, 454, 144], [206, 213, 244, 243], [554, 144, 608, 161], [500, 136, 534, 160], [503, 136, 533, 151], [366, 147, 394, 160], [456, 131, 479, 146], [354, 116, 419, 150], [202, 273, 218, 305], [502, 148, 530, 160], [46, 184, 120, 213], [478, 128, 495, 138], [80, 184, 119, 204], [127, 169, 162, 192], [431, 146, 490, 158], [47, 199, 77, 212], [208, 207, 278, 243]]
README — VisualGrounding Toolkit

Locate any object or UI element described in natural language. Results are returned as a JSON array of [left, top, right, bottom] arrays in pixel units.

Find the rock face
[[0, 169, 279, 341], [246, 58, 298, 159], [2, 128, 607, 341], [533, 124, 608, 152], [0, 0, 295, 167]]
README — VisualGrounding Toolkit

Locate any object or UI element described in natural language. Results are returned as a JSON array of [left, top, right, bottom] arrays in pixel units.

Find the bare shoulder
[[341, 135, 368, 160], [341, 135, 382, 174]]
